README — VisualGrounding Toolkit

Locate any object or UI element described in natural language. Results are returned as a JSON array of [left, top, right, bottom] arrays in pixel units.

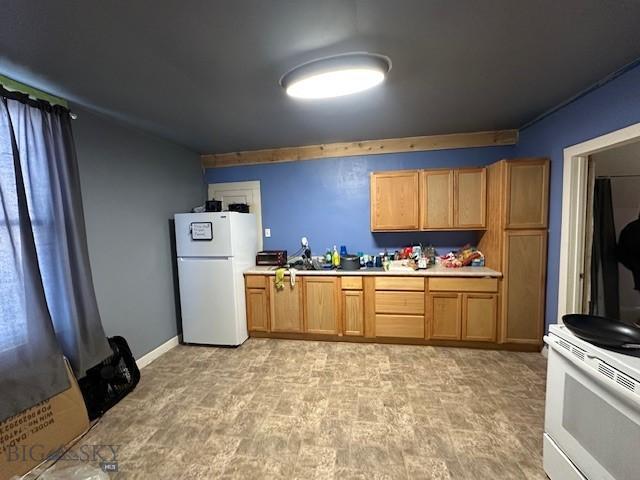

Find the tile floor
[[51, 339, 548, 479]]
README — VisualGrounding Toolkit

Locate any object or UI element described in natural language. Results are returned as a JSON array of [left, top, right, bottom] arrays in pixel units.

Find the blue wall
[[205, 146, 515, 256], [206, 63, 640, 331], [516, 63, 640, 330]]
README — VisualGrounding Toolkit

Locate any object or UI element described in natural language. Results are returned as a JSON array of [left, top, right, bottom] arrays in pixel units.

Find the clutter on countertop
[[267, 237, 488, 273], [440, 244, 485, 268]]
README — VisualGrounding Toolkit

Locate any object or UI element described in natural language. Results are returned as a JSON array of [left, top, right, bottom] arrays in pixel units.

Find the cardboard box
[[0, 362, 89, 480]]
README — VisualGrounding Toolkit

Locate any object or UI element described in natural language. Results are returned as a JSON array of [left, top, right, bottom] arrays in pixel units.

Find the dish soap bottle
[[325, 248, 332, 264], [332, 245, 340, 267]]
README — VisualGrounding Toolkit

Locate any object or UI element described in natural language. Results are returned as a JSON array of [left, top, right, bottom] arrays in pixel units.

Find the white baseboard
[[136, 335, 180, 369]]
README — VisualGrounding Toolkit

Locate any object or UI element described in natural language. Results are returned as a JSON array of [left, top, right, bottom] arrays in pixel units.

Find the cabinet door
[[420, 170, 453, 229], [246, 288, 269, 332], [505, 159, 549, 229], [454, 168, 486, 228], [370, 171, 420, 231], [429, 293, 462, 340], [269, 277, 303, 333], [304, 277, 339, 335], [462, 294, 497, 341], [342, 290, 364, 336], [501, 231, 547, 344]]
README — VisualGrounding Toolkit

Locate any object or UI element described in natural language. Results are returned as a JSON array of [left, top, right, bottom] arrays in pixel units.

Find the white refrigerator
[[174, 212, 258, 346]]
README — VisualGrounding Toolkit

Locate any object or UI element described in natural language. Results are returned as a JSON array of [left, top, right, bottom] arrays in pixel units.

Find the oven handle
[[545, 336, 640, 406]]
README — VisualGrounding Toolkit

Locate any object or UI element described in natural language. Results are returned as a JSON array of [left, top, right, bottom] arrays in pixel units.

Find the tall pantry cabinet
[[479, 158, 549, 346]]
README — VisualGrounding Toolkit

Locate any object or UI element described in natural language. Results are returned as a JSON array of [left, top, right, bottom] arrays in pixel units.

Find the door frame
[[559, 122, 640, 323], [208, 180, 263, 250]]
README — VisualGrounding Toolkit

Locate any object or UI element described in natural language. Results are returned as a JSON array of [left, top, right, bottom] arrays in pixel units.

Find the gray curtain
[[590, 178, 620, 318], [4, 94, 112, 378], [7, 94, 112, 377], [0, 97, 69, 421]]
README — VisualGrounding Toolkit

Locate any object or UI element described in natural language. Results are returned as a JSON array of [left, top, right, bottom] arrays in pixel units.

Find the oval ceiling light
[[280, 52, 391, 99]]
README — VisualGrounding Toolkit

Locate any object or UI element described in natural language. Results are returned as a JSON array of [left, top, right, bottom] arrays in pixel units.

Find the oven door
[[545, 336, 640, 480]]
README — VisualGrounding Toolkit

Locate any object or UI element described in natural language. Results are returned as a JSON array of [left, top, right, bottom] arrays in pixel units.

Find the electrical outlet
[[264, 228, 271, 238]]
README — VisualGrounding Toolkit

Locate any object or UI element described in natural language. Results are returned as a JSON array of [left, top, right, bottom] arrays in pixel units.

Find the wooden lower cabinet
[[375, 291, 425, 315], [303, 277, 340, 335], [342, 290, 364, 336], [462, 294, 497, 342], [269, 277, 303, 333], [246, 274, 534, 351], [246, 288, 269, 332], [429, 292, 498, 341], [375, 314, 424, 338], [429, 293, 462, 340]]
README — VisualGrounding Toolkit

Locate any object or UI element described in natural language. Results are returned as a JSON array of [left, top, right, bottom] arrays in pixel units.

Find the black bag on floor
[[78, 336, 140, 420]]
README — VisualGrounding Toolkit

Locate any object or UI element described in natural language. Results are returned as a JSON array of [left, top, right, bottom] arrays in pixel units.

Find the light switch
[[264, 228, 271, 238]]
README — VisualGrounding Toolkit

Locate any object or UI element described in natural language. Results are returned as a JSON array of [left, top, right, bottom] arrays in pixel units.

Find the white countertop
[[244, 264, 501, 278]]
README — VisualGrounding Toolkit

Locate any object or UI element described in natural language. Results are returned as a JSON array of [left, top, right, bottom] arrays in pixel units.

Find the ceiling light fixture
[[280, 52, 391, 99]]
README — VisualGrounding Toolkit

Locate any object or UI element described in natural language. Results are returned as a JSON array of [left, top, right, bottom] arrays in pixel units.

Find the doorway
[[208, 180, 263, 250], [583, 143, 640, 324], [559, 122, 640, 325]]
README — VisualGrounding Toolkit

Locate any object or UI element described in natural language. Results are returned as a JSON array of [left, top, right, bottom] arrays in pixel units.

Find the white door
[[177, 257, 240, 345], [209, 181, 263, 249]]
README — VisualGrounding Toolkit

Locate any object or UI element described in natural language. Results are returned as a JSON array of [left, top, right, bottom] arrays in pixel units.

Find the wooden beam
[[201, 129, 518, 168]]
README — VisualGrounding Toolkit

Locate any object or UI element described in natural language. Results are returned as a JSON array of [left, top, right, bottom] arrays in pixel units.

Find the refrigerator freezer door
[[177, 257, 241, 345], [175, 213, 233, 258]]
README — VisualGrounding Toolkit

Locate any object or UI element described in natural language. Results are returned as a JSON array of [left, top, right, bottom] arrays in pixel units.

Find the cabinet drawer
[[428, 277, 498, 293], [375, 277, 424, 291], [375, 291, 425, 315], [341, 276, 363, 290], [245, 275, 266, 289], [375, 314, 425, 338]]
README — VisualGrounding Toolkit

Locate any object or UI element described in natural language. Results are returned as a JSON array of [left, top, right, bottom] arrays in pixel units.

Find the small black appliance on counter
[[256, 250, 287, 266], [341, 255, 361, 271]]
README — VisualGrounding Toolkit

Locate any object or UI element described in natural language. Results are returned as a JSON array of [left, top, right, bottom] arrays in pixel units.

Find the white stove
[[544, 324, 640, 480]]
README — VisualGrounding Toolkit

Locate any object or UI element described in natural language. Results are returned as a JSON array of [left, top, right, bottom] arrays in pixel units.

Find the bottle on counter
[[332, 245, 340, 267], [325, 248, 332, 264]]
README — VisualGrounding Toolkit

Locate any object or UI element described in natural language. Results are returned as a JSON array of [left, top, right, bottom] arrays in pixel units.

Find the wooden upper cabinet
[[420, 170, 454, 229], [303, 277, 340, 335], [370, 171, 420, 231], [454, 168, 486, 229], [269, 277, 303, 333], [371, 167, 487, 232], [504, 159, 549, 229], [501, 230, 547, 344]]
